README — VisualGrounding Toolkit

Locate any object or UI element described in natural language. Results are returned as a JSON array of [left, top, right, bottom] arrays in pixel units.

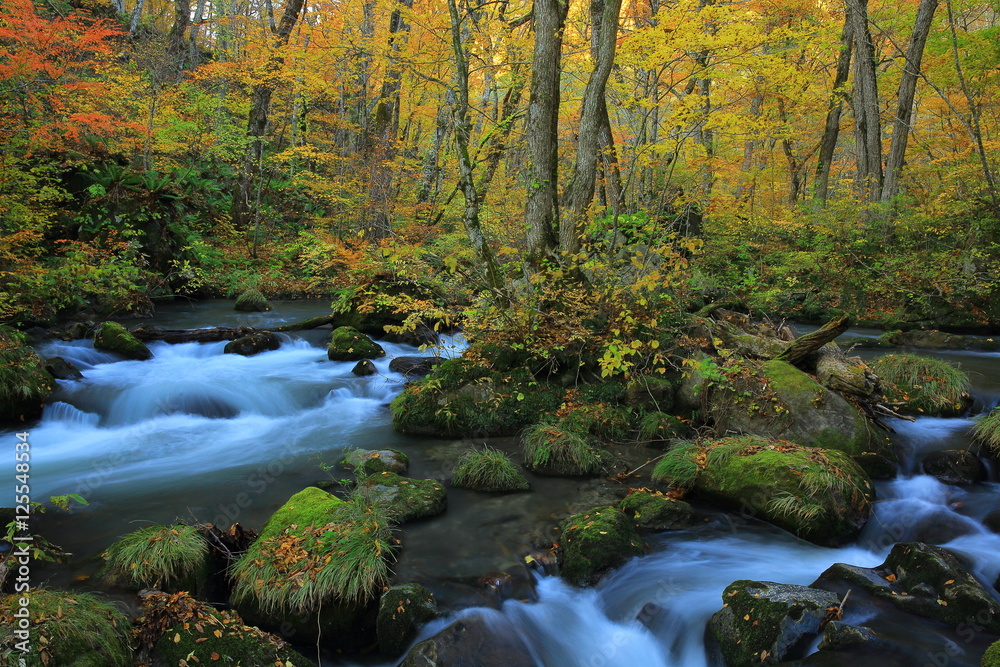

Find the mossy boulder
[[358, 472, 446, 523], [93, 321, 153, 361], [652, 437, 874, 547], [338, 448, 410, 475], [618, 491, 693, 531], [522, 422, 605, 477], [0, 589, 131, 666], [99, 524, 211, 594], [708, 359, 896, 478], [921, 449, 985, 485], [556, 507, 646, 586], [352, 359, 377, 376], [812, 542, 1000, 634], [230, 487, 394, 649], [0, 326, 54, 422], [234, 288, 271, 312], [870, 353, 972, 417], [223, 332, 281, 356], [147, 593, 315, 667], [391, 357, 562, 438], [327, 326, 385, 361], [707, 580, 840, 666], [376, 583, 439, 656], [984, 639, 1000, 667]]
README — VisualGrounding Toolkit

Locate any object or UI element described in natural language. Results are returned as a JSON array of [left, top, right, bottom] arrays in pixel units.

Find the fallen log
[[774, 315, 850, 366]]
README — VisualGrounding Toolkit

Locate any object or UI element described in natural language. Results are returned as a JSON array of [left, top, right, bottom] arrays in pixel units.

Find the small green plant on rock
[[100, 523, 208, 589], [651, 440, 701, 489], [870, 353, 970, 415], [452, 446, 530, 492], [972, 408, 1000, 456], [522, 422, 603, 475]]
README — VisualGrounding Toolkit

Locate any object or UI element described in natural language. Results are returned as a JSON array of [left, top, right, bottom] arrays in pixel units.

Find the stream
[[5, 301, 1000, 666]]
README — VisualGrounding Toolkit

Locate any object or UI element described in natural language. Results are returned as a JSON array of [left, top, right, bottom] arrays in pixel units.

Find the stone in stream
[[357, 472, 446, 523], [617, 490, 693, 531], [400, 615, 535, 667], [921, 449, 985, 485], [376, 583, 439, 656], [223, 331, 281, 356], [233, 288, 271, 312], [352, 359, 377, 376], [327, 325, 385, 361], [556, 506, 646, 586], [707, 580, 840, 665], [389, 355, 446, 379], [811, 542, 1000, 634], [93, 321, 153, 360], [338, 448, 410, 475], [44, 356, 83, 380]]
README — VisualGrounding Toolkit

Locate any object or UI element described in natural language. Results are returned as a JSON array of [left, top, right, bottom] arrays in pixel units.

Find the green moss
[[338, 448, 410, 475], [327, 326, 385, 361], [0, 589, 131, 666], [100, 524, 209, 591], [0, 325, 53, 422], [391, 357, 563, 437], [618, 490, 693, 531], [231, 487, 395, 615], [234, 288, 271, 312], [93, 321, 152, 361], [983, 639, 1000, 667], [357, 472, 447, 522], [522, 421, 604, 476], [376, 583, 438, 656], [871, 353, 971, 416], [651, 440, 702, 488], [557, 507, 646, 586], [452, 446, 530, 492], [972, 408, 1000, 457]]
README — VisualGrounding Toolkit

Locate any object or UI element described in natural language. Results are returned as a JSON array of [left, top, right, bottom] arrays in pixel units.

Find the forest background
[[2, 0, 999, 367]]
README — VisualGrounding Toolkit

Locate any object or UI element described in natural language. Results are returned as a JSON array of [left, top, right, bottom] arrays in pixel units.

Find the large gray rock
[[708, 580, 840, 665]]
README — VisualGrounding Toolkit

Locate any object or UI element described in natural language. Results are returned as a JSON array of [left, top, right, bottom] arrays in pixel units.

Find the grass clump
[[522, 422, 603, 476], [0, 325, 53, 422], [972, 408, 1000, 456], [1, 589, 132, 666], [651, 440, 701, 489], [234, 288, 271, 312], [231, 487, 395, 615], [100, 524, 208, 590], [452, 446, 530, 492], [870, 353, 971, 415]]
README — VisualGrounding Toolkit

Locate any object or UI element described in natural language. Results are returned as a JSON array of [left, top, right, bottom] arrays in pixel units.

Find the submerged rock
[[234, 288, 271, 312], [377, 583, 439, 656], [921, 449, 985, 485], [223, 331, 281, 356], [389, 355, 446, 379], [652, 437, 874, 547], [400, 615, 535, 667], [708, 580, 840, 665], [708, 359, 896, 478], [93, 321, 153, 360], [556, 506, 646, 586], [328, 326, 385, 361], [358, 472, 446, 523], [812, 542, 1000, 634]]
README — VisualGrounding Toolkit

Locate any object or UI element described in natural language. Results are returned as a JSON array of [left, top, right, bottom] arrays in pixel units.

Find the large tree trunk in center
[[847, 0, 882, 203]]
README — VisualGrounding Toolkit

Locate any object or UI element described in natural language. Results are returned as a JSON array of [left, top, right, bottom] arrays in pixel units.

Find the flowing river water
[[5, 301, 1000, 666]]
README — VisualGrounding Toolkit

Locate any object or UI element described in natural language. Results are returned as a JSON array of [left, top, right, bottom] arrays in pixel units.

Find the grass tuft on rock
[[231, 489, 395, 615], [651, 440, 701, 489], [870, 353, 970, 415], [100, 523, 208, 590], [522, 422, 603, 476], [1, 589, 132, 666], [234, 288, 271, 312], [972, 408, 1000, 456], [452, 446, 530, 492]]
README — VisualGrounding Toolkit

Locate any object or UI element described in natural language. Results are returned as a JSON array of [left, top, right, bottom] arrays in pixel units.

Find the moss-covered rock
[[391, 357, 563, 437], [338, 448, 410, 475], [0, 326, 54, 422], [146, 593, 315, 667], [522, 421, 605, 477], [0, 589, 131, 666], [618, 490, 693, 531], [870, 353, 972, 417], [376, 583, 439, 656], [93, 321, 153, 361], [984, 639, 1000, 667], [234, 288, 271, 312], [813, 542, 1000, 634], [557, 507, 646, 586], [358, 472, 446, 523], [652, 437, 874, 547], [625, 376, 677, 411], [223, 332, 281, 356], [708, 359, 896, 478], [352, 359, 377, 376], [707, 580, 840, 666], [230, 487, 395, 649], [327, 326, 385, 361]]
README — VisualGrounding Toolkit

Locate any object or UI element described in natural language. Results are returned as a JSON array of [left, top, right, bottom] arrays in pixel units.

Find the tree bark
[[880, 0, 938, 203], [774, 315, 850, 366], [847, 0, 882, 202], [814, 11, 853, 203], [523, 0, 568, 268]]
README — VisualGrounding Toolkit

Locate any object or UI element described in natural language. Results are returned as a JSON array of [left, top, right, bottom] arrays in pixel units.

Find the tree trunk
[[559, 0, 622, 257], [814, 10, 853, 203], [880, 0, 937, 203], [523, 0, 568, 268], [847, 0, 882, 202], [774, 315, 850, 366]]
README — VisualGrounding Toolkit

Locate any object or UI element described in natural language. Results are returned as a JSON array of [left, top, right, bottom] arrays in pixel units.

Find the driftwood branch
[[774, 315, 850, 366]]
